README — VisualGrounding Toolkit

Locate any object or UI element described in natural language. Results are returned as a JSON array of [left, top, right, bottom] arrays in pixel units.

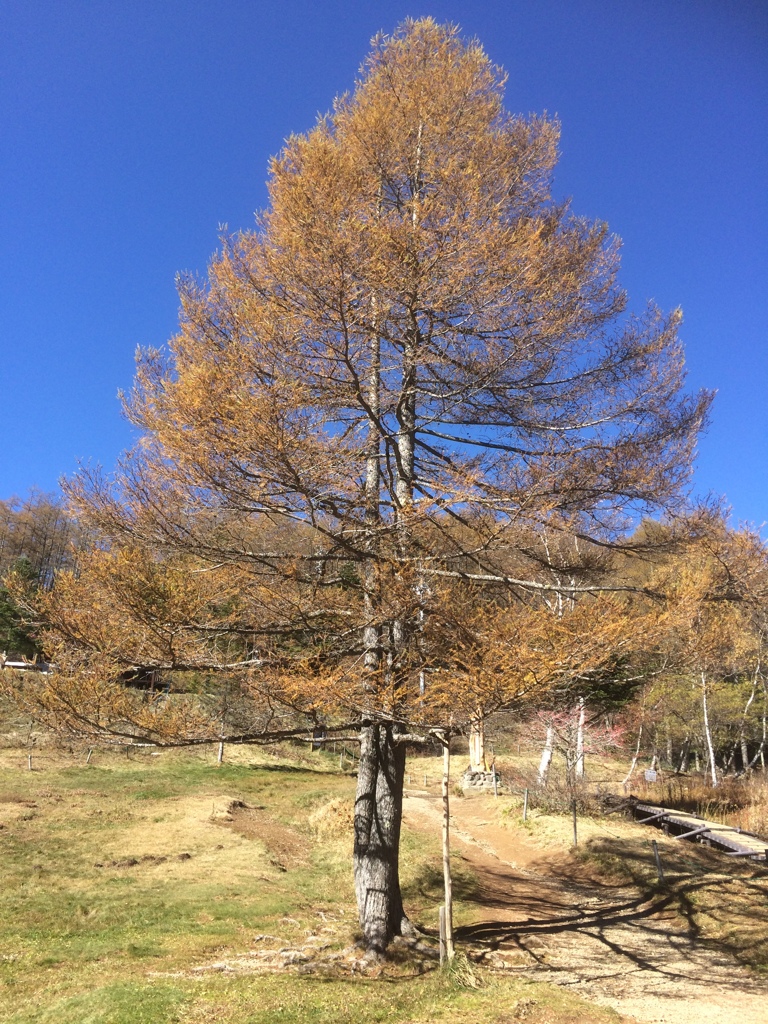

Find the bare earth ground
[[4, 737, 766, 1024], [402, 789, 768, 1024]]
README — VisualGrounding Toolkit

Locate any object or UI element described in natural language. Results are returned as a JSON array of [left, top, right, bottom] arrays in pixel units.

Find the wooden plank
[[634, 802, 768, 861], [637, 809, 672, 825], [675, 824, 711, 841]]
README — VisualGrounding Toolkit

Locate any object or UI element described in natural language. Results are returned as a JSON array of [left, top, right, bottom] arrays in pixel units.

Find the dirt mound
[[208, 796, 249, 822], [94, 853, 192, 868], [308, 797, 354, 836], [217, 801, 308, 870]]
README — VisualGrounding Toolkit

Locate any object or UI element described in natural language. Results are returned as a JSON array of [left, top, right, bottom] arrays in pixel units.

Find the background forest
[[3, 487, 766, 789]]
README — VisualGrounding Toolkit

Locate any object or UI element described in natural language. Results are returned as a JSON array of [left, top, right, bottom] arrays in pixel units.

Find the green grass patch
[[0, 742, 624, 1023]]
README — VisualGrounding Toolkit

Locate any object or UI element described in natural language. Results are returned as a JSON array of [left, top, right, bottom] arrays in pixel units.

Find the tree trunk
[[468, 715, 486, 772], [737, 668, 759, 774], [747, 698, 767, 768], [353, 722, 411, 953], [748, 677, 768, 771], [537, 722, 554, 785], [575, 697, 586, 780], [622, 721, 643, 787], [702, 673, 718, 787], [678, 735, 690, 773]]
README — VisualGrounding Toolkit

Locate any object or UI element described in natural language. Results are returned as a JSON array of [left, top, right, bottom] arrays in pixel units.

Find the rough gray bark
[[352, 208, 420, 953], [353, 722, 411, 953], [363, 297, 381, 677], [677, 735, 690, 773]]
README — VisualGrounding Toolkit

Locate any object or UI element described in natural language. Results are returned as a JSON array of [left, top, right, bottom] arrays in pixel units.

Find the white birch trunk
[[702, 672, 718, 787], [747, 676, 768, 770], [621, 722, 644, 787], [740, 737, 750, 774], [537, 723, 554, 785], [737, 666, 759, 773], [575, 697, 586, 780]]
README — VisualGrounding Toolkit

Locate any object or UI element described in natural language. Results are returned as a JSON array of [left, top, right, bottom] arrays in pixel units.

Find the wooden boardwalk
[[634, 801, 768, 861]]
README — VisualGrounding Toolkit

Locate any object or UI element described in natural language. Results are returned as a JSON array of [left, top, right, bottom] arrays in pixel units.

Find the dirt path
[[403, 791, 768, 1024]]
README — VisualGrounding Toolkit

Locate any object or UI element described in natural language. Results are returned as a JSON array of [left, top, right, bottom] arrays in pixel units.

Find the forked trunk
[[353, 722, 410, 953], [621, 721, 643, 787]]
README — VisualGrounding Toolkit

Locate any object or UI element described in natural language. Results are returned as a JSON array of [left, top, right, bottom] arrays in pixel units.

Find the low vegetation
[[3, 708, 768, 1022], [1, 725, 636, 1024]]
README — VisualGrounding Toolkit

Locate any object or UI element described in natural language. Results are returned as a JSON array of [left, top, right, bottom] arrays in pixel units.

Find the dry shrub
[[524, 778, 606, 817], [656, 773, 768, 837], [308, 797, 354, 835]]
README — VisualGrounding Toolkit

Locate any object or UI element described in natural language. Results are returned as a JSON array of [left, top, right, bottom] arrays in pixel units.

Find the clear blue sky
[[2, 1, 766, 526]]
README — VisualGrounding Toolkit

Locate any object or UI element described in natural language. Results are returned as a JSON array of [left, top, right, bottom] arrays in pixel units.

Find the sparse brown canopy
[[10, 18, 713, 953], [57, 18, 710, 728]]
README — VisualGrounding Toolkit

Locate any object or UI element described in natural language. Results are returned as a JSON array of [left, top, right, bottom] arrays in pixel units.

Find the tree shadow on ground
[[453, 836, 768, 991], [403, 859, 482, 905], [245, 761, 341, 776]]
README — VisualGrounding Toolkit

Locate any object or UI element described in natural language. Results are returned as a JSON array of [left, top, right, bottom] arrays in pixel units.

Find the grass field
[[0, 735, 628, 1024]]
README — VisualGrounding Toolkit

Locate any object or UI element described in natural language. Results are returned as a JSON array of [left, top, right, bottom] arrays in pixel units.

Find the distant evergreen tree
[[0, 492, 86, 658], [0, 557, 37, 658]]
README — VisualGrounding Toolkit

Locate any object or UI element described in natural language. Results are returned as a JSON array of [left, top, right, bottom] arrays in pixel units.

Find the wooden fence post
[[441, 733, 455, 961], [652, 840, 664, 882]]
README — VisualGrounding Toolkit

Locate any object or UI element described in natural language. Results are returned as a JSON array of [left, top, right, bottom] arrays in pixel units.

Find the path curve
[[403, 790, 768, 1024]]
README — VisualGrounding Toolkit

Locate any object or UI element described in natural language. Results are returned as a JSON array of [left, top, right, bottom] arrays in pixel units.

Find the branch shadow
[[452, 837, 768, 993]]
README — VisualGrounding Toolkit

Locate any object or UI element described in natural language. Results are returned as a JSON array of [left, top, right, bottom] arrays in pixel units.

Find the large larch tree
[[18, 20, 711, 952]]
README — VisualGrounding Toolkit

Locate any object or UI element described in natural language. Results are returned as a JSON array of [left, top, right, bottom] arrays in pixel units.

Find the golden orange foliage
[[12, 20, 711, 745]]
